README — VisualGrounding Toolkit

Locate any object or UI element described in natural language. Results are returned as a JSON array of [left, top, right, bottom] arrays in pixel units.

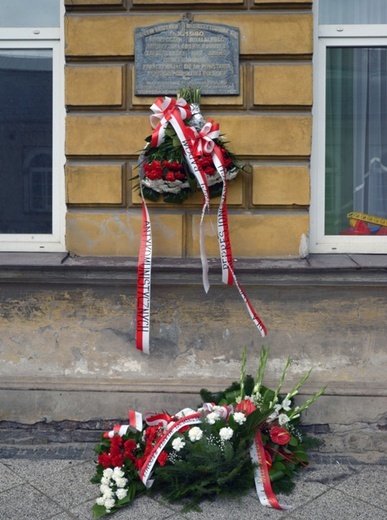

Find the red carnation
[[235, 399, 256, 416], [157, 451, 168, 466], [163, 160, 181, 171], [165, 171, 176, 182], [144, 161, 163, 180], [134, 456, 146, 470], [111, 454, 124, 467], [269, 426, 291, 445], [98, 452, 112, 469], [204, 166, 216, 176]]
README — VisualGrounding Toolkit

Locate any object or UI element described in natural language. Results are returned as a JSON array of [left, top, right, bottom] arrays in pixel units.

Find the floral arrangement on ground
[[91, 348, 326, 518], [136, 87, 248, 203]]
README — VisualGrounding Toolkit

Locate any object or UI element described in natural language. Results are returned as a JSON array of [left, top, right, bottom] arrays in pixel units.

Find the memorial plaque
[[135, 20, 239, 96]]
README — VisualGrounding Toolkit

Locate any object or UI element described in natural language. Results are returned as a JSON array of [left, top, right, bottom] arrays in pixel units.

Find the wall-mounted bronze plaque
[[135, 20, 239, 96]]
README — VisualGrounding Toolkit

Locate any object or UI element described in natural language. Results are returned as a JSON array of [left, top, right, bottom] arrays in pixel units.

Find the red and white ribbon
[[139, 412, 202, 488], [156, 106, 211, 293], [136, 193, 152, 354], [192, 129, 267, 337], [136, 96, 267, 354], [200, 402, 233, 421], [128, 410, 143, 432], [103, 409, 143, 439], [150, 97, 192, 148], [194, 120, 220, 155], [212, 144, 235, 286], [144, 412, 173, 429], [250, 431, 291, 510]]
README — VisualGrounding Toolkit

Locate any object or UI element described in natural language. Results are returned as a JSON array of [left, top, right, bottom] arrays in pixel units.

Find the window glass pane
[[325, 47, 387, 236], [0, 0, 59, 28], [0, 49, 53, 234], [319, 0, 387, 25]]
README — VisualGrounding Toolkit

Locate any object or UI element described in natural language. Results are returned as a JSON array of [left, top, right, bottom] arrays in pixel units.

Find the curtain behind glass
[[319, 0, 387, 25], [0, 50, 53, 234], [325, 47, 387, 235]]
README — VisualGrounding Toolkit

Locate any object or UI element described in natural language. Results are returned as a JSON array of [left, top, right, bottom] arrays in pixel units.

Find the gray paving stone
[[0, 461, 24, 492], [70, 495, 180, 520], [0, 452, 385, 520], [50, 514, 77, 520], [285, 488, 386, 520], [29, 460, 96, 510], [0, 483, 64, 520], [0, 459, 84, 481], [298, 462, 358, 486], [333, 465, 387, 512]]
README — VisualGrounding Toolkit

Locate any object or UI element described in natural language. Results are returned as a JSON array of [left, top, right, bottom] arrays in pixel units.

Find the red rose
[[269, 426, 291, 445], [235, 399, 256, 416]]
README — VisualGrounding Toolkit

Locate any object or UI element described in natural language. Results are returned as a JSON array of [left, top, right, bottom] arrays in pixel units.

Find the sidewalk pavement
[[0, 445, 386, 520]]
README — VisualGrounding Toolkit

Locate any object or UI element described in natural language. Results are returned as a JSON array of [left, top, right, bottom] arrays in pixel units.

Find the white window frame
[[0, 14, 66, 252], [310, 4, 387, 253]]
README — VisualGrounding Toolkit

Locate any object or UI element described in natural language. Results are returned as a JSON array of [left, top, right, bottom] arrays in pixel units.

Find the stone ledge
[[0, 253, 386, 286], [0, 377, 386, 397]]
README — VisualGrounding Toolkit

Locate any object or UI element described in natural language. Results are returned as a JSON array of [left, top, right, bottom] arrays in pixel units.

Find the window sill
[[0, 253, 386, 286]]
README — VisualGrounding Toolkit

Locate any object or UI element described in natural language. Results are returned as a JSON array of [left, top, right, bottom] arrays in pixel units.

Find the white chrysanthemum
[[188, 426, 203, 442], [172, 437, 186, 451], [96, 497, 105, 506], [114, 477, 128, 489], [205, 411, 219, 425], [100, 476, 111, 486], [116, 488, 128, 500], [113, 467, 125, 478], [104, 497, 116, 511], [100, 484, 112, 496], [233, 412, 246, 425], [103, 468, 114, 478], [278, 413, 290, 426], [219, 427, 234, 441]]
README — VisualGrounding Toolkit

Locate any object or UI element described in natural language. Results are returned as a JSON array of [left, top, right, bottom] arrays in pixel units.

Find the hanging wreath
[[137, 87, 243, 204]]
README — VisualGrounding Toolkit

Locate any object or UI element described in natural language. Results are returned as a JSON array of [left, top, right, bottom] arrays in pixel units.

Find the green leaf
[[289, 436, 299, 447], [292, 450, 309, 463], [269, 468, 285, 482], [92, 503, 108, 519]]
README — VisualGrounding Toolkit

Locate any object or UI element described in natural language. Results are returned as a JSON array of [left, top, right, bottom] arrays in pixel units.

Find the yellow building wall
[[64, 0, 312, 257]]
